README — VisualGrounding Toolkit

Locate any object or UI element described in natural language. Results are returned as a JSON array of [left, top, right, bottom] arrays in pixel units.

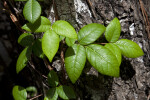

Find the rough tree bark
[[0, 0, 150, 100]]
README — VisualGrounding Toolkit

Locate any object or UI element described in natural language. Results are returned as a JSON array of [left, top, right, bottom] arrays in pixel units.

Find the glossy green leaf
[[44, 88, 58, 100], [115, 39, 144, 58], [22, 16, 51, 32], [23, 0, 41, 23], [42, 30, 59, 62], [105, 17, 121, 42], [47, 70, 59, 87], [16, 46, 32, 74], [57, 85, 76, 99], [18, 33, 34, 47], [65, 37, 76, 47], [33, 39, 45, 59], [86, 44, 119, 77], [65, 44, 86, 83], [52, 20, 77, 39], [78, 23, 105, 45], [105, 43, 122, 66], [12, 85, 27, 100], [26, 86, 37, 93]]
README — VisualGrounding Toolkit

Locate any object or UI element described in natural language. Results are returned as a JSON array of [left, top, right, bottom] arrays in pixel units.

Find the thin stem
[[29, 94, 43, 100], [43, 58, 53, 71]]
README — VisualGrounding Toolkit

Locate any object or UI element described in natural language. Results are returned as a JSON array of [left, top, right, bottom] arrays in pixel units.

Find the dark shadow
[[65, 46, 75, 58], [120, 58, 136, 80], [19, 34, 34, 47]]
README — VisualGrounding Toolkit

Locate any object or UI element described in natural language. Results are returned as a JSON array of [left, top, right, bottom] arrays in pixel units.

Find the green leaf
[[26, 86, 37, 93], [59, 35, 65, 42], [12, 85, 27, 100], [42, 30, 59, 62], [115, 39, 144, 58], [86, 44, 119, 77], [47, 70, 59, 87], [78, 23, 105, 45], [22, 16, 51, 32], [44, 88, 58, 100], [65, 44, 86, 83], [105, 17, 121, 42], [105, 43, 122, 66], [16, 46, 32, 74], [65, 37, 76, 47], [18, 33, 34, 47], [57, 85, 76, 99], [33, 39, 45, 59], [23, 0, 41, 23], [52, 20, 77, 39]]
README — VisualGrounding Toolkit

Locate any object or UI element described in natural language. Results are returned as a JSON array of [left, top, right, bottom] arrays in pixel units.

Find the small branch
[[139, 0, 150, 39], [95, 43, 107, 45], [29, 61, 48, 79], [43, 58, 53, 71], [29, 94, 43, 100]]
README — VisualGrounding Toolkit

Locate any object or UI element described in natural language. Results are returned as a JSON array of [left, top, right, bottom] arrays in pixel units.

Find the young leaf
[[32, 39, 45, 59], [59, 35, 65, 42], [22, 16, 51, 32], [42, 30, 59, 62], [65, 37, 76, 47], [26, 86, 37, 93], [105, 43, 122, 66], [16, 46, 32, 74], [18, 33, 34, 47], [47, 70, 59, 87], [86, 44, 119, 77], [23, 0, 41, 23], [52, 20, 77, 39], [44, 88, 58, 100], [65, 44, 86, 83], [105, 17, 121, 43], [57, 85, 76, 99], [115, 39, 144, 58], [12, 85, 27, 100], [78, 23, 105, 45]]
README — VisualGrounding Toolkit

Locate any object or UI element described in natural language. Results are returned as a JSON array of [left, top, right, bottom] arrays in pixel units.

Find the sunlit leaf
[[52, 20, 77, 39], [57, 85, 76, 99], [65, 37, 76, 47], [16, 46, 32, 74], [12, 85, 27, 100], [78, 23, 105, 45], [42, 30, 59, 62], [105, 17, 121, 42], [65, 44, 86, 83], [105, 43, 122, 66], [18, 33, 34, 47], [115, 39, 144, 58], [86, 44, 119, 77], [23, 0, 41, 23]]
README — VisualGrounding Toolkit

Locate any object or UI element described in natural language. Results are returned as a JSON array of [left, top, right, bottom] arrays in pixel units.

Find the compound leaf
[[32, 39, 45, 59], [105, 43, 122, 66], [12, 85, 27, 100], [52, 20, 77, 39], [86, 44, 119, 77], [65, 37, 76, 47], [57, 85, 76, 99], [42, 30, 59, 62], [22, 16, 51, 32], [16, 46, 32, 74], [23, 0, 41, 23], [105, 17, 121, 43], [18, 33, 34, 47], [78, 23, 105, 45], [44, 88, 58, 100], [65, 44, 86, 83], [47, 70, 59, 87], [115, 39, 144, 58]]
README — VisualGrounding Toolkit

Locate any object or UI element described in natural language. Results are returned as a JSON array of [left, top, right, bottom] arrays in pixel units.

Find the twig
[[29, 94, 43, 100], [2, 0, 24, 33], [139, 0, 150, 39], [147, 94, 150, 100], [43, 58, 53, 71], [29, 61, 48, 79]]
